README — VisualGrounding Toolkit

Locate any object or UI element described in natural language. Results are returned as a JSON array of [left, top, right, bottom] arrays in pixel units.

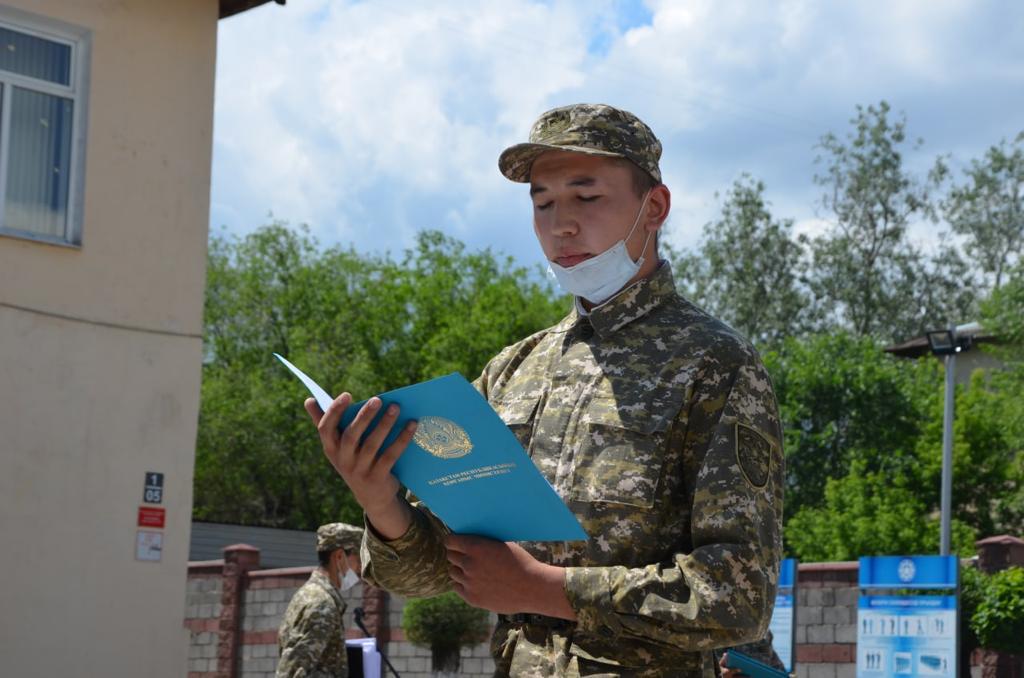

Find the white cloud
[[792, 217, 831, 242], [213, 0, 597, 260], [211, 0, 1024, 267]]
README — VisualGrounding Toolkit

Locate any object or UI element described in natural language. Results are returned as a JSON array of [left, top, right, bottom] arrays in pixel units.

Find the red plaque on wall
[[137, 506, 166, 529]]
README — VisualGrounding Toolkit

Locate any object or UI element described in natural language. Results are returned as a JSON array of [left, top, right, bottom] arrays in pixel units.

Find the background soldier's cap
[[316, 523, 363, 552], [498, 103, 662, 184]]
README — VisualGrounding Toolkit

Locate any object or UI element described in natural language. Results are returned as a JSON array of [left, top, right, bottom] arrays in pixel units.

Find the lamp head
[[927, 330, 957, 356]]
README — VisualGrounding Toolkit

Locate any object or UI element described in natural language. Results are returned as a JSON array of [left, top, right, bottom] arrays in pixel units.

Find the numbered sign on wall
[[143, 472, 164, 504]]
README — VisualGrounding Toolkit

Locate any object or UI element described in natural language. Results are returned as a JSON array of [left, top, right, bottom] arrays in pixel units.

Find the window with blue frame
[[0, 13, 87, 245]]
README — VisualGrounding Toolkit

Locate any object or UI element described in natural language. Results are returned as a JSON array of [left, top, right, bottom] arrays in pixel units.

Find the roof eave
[[219, 0, 285, 20]]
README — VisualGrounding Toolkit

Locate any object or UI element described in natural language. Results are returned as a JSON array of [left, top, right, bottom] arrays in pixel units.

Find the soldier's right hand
[[305, 394, 417, 534]]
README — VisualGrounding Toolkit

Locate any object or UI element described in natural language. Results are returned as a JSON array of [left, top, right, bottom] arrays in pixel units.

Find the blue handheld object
[[725, 650, 790, 678]]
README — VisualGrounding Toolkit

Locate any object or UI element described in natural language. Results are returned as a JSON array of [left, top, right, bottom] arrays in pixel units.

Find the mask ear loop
[[626, 190, 654, 265]]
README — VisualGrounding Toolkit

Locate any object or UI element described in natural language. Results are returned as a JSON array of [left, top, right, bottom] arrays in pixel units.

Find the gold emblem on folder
[[413, 417, 473, 459]]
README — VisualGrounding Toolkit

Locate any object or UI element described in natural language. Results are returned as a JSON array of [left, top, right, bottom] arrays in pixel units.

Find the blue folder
[[275, 354, 587, 542], [725, 650, 791, 678]]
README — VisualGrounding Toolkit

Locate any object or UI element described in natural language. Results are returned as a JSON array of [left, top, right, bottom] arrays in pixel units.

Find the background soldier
[[306, 103, 785, 676], [277, 522, 363, 678]]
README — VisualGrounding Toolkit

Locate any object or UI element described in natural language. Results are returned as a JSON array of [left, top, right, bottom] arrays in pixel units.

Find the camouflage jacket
[[276, 569, 347, 678], [362, 263, 784, 677]]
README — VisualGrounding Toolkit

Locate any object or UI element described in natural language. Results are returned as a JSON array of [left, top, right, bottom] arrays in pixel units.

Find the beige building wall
[[0, 1, 217, 676]]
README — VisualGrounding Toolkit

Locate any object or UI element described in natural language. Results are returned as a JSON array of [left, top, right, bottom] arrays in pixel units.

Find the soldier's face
[[333, 549, 359, 574], [528, 151, 660, 271]]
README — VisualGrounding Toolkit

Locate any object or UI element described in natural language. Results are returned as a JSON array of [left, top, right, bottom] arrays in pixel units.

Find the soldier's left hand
[[445, 535, 576, 620]]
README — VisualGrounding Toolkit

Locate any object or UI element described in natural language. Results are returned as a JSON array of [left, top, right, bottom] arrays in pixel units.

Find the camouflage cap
[[316, 523, 363, 553], [498, 103, 662, 184]]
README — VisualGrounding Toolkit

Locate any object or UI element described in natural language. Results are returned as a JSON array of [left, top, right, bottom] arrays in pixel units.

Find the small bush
[[971, 566, 1024, 654], [401, 592, 490, 672], [959, 565, 985, 652]]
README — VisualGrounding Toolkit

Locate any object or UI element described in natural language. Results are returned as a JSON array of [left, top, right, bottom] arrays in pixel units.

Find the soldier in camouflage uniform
[[305, 104, 784, 676], [276, 522, 363, 678]]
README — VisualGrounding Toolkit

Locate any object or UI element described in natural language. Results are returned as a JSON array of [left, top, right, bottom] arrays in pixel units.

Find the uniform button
[[578, 323, 594, 340]]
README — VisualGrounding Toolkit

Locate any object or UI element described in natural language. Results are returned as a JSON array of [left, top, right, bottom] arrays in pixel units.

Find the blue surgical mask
[[547, 191, 653, 305]]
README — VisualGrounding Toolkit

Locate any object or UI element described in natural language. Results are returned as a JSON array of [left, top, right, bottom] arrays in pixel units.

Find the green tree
[[914, 368, 1024, 539], [674, 175, 810, 348], [807, 101, 973, 342], [785, 460, 937, 561], [776, 333, 1024, 561], [194, 224, 567, 529], [940, 132, 1024, 290], [980, 262, 1024, 351], [764, 333, 936, 519], [977, 268, 1024, 529], [196, 224, 347, 528]]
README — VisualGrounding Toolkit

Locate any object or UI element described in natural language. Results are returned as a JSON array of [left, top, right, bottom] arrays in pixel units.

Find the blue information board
[[769, 558, 797, 672], [857, 556, 958, 678], [859, 556, 958, 590]]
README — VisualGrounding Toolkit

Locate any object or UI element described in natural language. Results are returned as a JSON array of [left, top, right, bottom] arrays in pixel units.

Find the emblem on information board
[[898, 558, 916, 583]]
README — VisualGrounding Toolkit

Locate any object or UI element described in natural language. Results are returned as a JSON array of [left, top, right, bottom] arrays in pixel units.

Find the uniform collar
[[558, 261, 677, 339], [311, 567, 347, 611]]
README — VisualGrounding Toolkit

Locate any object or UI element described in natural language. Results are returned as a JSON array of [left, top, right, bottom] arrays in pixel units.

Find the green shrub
[[971, 566, 1024, 654], [959, 565, 986, 653], [401, 592, 490, 672]]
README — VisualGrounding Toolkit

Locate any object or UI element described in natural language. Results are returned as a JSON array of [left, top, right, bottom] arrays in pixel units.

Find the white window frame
[[0, 7, 90, 247]]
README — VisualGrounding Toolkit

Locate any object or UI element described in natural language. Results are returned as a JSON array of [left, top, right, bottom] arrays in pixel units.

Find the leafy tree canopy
[[194, 225, 566, 529]]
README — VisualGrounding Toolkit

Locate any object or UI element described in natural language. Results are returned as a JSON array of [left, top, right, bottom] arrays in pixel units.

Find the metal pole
[[353, 607, 401, 677], [939, 328, 956, 556]]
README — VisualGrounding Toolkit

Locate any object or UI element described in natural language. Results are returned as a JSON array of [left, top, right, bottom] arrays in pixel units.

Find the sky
[[210, 0, 1024, 271]]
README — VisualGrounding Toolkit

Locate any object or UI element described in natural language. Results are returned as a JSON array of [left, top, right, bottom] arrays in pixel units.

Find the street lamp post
[[926, 326, 967, 556]]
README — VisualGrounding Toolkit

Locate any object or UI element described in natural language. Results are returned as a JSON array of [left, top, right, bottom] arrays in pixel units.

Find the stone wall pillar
[[217, 544, 260, 678], [360, 582, 390, 640], [975, 534, 1024, 575]]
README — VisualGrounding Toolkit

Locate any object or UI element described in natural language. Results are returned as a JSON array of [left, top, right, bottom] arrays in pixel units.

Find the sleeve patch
[[735, 423, 772, 489]]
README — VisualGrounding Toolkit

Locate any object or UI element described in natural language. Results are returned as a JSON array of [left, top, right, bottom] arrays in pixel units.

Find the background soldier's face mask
[[547, 191, 653, 305], [340, 565, 360, 591]]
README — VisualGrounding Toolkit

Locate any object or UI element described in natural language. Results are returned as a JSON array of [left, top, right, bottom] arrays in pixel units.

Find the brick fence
[[185, 544, 495, 678], [186, 537, 1023, 677]]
